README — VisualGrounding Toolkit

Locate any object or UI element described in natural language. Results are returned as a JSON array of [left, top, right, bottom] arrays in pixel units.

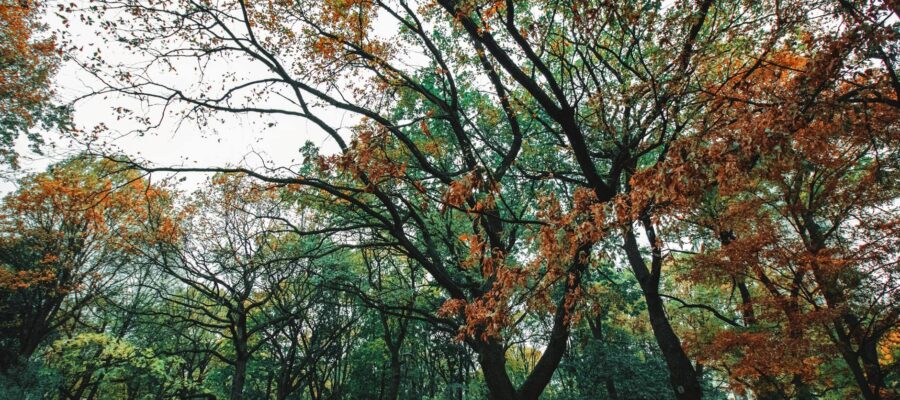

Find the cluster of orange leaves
[[0, 268, 55, 291], [438, 186, 604, 341], [307, 0, 390, 67], [0, 0, 57, 118], [0, 159, 175, 295], [438, 266, 530, 341], [329, 125, 408, 187], [702, 330, 823, 389], [616, 17, 899, 391], [443, 171, 480, 211]]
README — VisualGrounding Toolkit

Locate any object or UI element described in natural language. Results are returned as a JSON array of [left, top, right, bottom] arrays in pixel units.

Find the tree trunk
[[471, 246, 588, 400], [386, 346, 402, 400], [803, 218, 885, 399], [833, 321, 880, 400], [811, 266, 883, 399], [860, 340, 885, 397], [623, 226, 702, 400], [231, 355, 248, 400], [643, 286, 703, 400], [476, 341, 518, 400], [589, 316, 618, 400]]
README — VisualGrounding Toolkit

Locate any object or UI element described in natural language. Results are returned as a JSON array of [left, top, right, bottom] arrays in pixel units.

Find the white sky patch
[[2, 1, 351, 193]]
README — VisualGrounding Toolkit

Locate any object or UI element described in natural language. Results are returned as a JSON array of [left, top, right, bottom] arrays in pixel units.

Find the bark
[[734, 279, 756, 325], [804, 219, 884, 399], [723, 233, 785, 400], [476, 341, 517, 400], [230, 309, 250, 400], [472, 282, 586, 400], [468, 234, 589, 400], [861, 340, 886, 395], [605, 379, 620, 400], [386, 347, 402, 400], [790, 374, 815, 400], [515, 245, 589, 400], [231, 355, 248, 400], [623, 226, 702, 400], [831, 318, 880, 400]]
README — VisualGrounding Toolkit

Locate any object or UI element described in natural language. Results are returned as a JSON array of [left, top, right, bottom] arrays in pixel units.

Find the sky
[[2, 2, 346, 193]]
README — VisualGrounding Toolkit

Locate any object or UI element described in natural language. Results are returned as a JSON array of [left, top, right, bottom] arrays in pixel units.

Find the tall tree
[[627, 2, 900, 398], [41, 0, 900, 399], [0, 156, 171, 372], [134, 173, 344, 400]]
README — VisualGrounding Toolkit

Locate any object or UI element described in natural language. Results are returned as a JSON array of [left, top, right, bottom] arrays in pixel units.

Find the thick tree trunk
[[230, 309, 250, 400], [231, 355, 248, 400], [643, 287, 703, 400], [472, 326, 570, 400], [473, 246, 588, 400], [386, 346, 402, 400], [476, 341, 518, 400], [860, 340, 886, 396], [623, 227, 702, 400], [275, 376, 290, 400]]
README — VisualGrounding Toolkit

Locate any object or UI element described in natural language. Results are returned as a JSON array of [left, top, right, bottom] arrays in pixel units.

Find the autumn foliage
[[0, 157, 171, 371], [626, 5, 900, 398], [0, 0, 898, 399], [0, 0, 65, 168]]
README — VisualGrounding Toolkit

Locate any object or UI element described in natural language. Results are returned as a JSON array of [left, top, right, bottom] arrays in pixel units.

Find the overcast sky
[[2, 3, 348, 193]]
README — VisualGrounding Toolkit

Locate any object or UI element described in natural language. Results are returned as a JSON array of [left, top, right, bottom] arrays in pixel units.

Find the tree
[[0, 156, 171, 372], [71, 0, 759, 397], [15, 0, 892, 399], [627, 2, 900, 398], [132, 173, 351, 400], [0, 0, 68, 171]]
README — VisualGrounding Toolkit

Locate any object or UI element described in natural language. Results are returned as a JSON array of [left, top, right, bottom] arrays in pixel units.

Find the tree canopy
[[0, 0, 898, 399]]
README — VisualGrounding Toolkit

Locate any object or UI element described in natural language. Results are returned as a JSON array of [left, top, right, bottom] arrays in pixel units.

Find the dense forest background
[[0, 0, 898, 399]]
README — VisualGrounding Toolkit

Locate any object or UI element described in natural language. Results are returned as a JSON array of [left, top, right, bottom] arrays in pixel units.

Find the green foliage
[[2, 0, 898, 398], [46, 333, 184, 399]]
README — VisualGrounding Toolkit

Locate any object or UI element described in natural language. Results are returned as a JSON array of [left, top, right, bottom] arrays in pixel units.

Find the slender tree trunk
[[832, 321, 880, 400], [379, 312, 407, 400], [810, 264, 882, 398], [803, 219, 884, 399], [605, 379, 620, 400], [723, 234, 786, 400], [86, 376, 103, 400], [589, 316, 619, 400], [307, 379, 318, 400], [790, 374, 815, 400]]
